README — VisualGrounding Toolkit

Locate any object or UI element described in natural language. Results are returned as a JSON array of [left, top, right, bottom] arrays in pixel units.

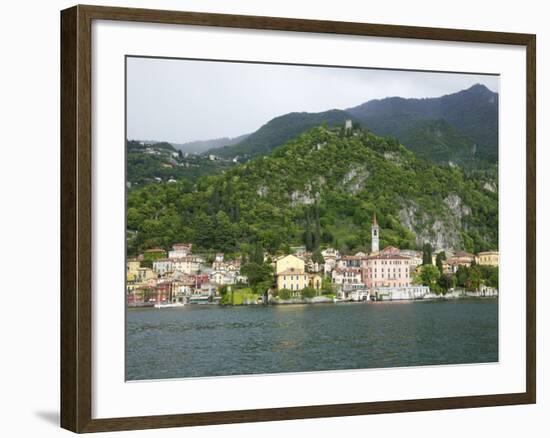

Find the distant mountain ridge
[[174, 134, 250, 154], [206, 84, 498, 167], [346, 84, 498, 163]]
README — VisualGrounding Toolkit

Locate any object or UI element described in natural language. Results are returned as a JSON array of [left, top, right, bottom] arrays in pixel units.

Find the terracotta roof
[[367, 253, 410, 260], [381, 245, 400, 253], [454, 251, 475, 258]]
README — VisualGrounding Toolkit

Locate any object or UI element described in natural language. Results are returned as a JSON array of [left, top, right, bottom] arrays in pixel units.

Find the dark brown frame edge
[[60, 4, 536, 433]]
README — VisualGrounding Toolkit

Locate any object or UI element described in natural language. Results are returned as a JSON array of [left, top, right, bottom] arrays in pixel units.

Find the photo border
[[61, 4, 536, 433]]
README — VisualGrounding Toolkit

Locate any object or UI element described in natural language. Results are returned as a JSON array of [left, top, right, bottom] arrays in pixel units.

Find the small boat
[[154, 302, 185, 309]]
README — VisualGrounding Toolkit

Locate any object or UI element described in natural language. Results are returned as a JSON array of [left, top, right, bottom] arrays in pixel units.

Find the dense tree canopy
[[127, 126, 498, 257]]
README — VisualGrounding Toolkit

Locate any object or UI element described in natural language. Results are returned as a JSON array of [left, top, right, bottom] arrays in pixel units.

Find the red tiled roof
[[367, 253, 410, 260]]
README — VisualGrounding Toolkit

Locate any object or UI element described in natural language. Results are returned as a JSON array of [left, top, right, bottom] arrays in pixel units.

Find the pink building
[[362, 253, 412, 288]]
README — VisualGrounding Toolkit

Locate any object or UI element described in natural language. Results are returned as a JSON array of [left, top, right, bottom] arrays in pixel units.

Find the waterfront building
[[154, 281, 173, 303], [126, 285, 155, 306], [332, 267, 363, 285], [370, 285, 430, 301], [371, 213, 380, 253], [173, 282, 193, 300], [362, 253, 412, 288], [275, 254, 305, 275], [338, 286, 369, 301], [476, 251, 499, 266], [276, 269, 322, 291]]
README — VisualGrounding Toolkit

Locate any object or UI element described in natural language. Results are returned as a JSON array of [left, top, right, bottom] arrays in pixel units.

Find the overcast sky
[[127, 57, 499, 144]]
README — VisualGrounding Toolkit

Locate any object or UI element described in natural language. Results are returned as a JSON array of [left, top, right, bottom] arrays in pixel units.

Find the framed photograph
[[60, 5, 536, 433]]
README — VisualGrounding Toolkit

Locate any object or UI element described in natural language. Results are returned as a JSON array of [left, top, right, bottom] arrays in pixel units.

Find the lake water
[[126, 299, 498, 380]]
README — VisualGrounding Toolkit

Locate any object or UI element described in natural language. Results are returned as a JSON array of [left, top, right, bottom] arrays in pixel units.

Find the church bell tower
[[371, 213, 379, 253]]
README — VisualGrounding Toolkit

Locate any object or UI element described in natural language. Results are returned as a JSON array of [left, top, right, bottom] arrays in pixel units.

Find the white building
[[171, 255, 204, 275], [332, 267, 363, 285], [152, 259, 172, 275], [168, 243, 192, 259], [322, 247, 340, 275], [210, 270, 237, 285], [370, 285, 430, 301]]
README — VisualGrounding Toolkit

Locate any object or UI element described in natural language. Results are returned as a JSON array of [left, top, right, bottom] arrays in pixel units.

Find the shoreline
[[127, 293, 498, 309]]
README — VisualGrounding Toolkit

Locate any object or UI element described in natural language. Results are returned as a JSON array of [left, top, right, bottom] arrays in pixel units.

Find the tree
[[301, 287, 317, 299], [465, 265, 481, 291], [311, 248, 325, 265], [419, 264, 441, 290], [240, 261, 273, 288], [437, 274, 455, 292], [422, 243, 433, 265], [304, 214, 314, 251], [313, 205, 321, 250], [435, 251, 446, 274], [277, 289, 292, 300], [321, 277, 335, 296], [250, 241, 264, 265]]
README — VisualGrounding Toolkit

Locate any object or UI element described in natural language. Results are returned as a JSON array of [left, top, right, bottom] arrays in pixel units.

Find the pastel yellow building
[[136, 267, 157, 282], [126, 259, 141, 282], [277, 269, 310, 291], [275, 254, 305, 275], [276, 269, 322, 291], [476, 251, 499, 266], [274, 255, 322, 292]]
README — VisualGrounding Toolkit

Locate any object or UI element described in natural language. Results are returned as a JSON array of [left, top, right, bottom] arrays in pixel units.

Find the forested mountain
[[346, 84, 498, 163], [204, 84, 498, 167], [127, 125, 498, 257], [206, 109, 358, 159]]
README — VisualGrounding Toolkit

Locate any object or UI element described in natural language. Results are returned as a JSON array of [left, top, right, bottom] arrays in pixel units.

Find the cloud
[[127, 57, 498, 144]]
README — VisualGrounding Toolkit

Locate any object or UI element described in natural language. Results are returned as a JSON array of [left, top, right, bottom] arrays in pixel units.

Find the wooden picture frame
[[60, 4, 536, 433]]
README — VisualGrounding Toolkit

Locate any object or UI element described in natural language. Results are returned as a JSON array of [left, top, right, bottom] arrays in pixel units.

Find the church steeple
[[371, 213, 379, 253]]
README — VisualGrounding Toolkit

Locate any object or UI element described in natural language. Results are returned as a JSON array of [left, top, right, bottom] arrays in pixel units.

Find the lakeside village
[[127, 214, 499, 308]]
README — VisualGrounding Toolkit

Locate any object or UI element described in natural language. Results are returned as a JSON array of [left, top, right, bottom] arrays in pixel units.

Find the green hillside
[[126, 140, 235, 187], [206, 109, 358, 159], [127, 125, 498, 257]]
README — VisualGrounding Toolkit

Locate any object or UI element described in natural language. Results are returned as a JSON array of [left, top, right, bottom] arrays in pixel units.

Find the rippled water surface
[[126, 299, 498, 380]]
